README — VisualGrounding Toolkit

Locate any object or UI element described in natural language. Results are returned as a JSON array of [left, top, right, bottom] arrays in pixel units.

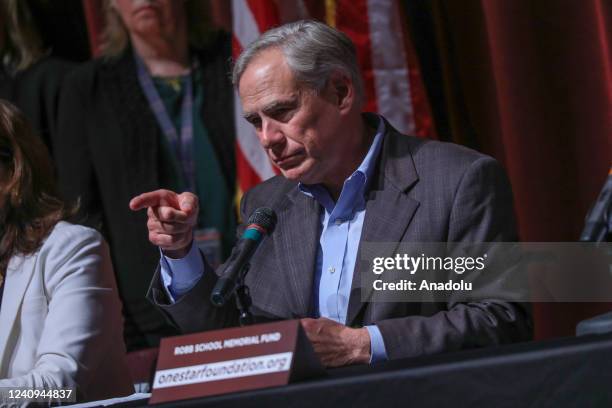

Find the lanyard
[[0, 276, 4, 312], [134, 52, 196, 193]]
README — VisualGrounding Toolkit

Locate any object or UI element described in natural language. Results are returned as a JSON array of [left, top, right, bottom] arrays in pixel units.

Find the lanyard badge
[[134, 52, 196, 194]]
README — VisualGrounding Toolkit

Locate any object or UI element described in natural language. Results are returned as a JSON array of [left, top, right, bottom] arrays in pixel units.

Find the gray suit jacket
[[148, 116, 532, 360]]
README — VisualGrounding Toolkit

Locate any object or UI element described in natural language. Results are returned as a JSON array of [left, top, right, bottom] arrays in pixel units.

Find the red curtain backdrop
[[82, 0, 105, 57], [406, 0, 612, 338]]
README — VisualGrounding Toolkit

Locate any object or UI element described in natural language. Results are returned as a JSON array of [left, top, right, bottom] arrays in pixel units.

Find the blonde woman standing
[[54, 0, 237, 351]]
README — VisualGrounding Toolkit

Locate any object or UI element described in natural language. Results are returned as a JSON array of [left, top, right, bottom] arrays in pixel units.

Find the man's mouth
[[274, 152, 304, 168]]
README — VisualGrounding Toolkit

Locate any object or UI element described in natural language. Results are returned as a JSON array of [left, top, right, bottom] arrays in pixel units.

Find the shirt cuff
[[365, 325, 388, 364], [159, 241, 205, 303]]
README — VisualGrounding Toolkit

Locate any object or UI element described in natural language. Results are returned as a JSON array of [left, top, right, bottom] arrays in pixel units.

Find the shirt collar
[[298, 115, 385, 218], [358, 116, 385, 186]]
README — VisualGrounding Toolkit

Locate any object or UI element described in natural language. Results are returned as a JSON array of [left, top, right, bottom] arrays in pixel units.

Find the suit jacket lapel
[[347, 120, 420, 326], [273, 189, 321, 317], [0, 256, 35, 375]]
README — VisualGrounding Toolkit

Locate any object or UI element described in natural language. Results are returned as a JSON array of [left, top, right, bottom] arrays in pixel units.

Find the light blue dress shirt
[[160, 117, 388, 363]]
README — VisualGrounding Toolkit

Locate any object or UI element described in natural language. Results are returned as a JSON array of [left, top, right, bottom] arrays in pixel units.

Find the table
[[121, 333, 612, 408]]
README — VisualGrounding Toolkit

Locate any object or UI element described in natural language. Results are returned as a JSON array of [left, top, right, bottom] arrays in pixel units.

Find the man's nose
[[259, 119, 285, 149]]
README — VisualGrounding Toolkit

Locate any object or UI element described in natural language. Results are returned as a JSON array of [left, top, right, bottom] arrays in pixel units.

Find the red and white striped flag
[[232, 0, 281, 197], [232, 0, 435, 198], [332, 0, 435, 137]]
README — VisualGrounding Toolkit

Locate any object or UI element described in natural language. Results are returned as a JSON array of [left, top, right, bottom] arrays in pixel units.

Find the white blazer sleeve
[[0, 223, 132, 400]]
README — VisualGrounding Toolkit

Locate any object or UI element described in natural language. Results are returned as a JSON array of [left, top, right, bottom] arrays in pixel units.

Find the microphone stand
[[234, 263, 254, 326]]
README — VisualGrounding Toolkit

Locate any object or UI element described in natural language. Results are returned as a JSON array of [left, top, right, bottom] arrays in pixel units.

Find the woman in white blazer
[[0, 100, 133, 402]]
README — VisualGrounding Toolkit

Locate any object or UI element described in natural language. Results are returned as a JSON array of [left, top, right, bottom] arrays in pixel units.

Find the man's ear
[[327, 71, 355, 114]]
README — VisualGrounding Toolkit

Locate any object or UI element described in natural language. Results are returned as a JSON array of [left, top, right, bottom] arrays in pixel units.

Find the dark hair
[[0, 0, 45, 74], [0, 99, 75, 276]]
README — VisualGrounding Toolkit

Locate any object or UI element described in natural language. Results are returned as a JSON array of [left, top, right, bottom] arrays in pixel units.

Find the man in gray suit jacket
[[130, 20, 532, 367]]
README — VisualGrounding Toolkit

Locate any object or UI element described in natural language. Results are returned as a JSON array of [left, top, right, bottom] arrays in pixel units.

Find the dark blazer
[[0, 57, 75, 152], [54, 34, 235, 350], [149, 116, 532, 360]]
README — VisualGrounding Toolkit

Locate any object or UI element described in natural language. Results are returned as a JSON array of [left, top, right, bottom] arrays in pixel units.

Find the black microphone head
[[248, 207, 277, 233]]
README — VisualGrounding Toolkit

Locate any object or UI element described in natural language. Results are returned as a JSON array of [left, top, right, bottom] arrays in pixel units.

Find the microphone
[[210, 207, 277, 306], [580, 168, 612, 242]]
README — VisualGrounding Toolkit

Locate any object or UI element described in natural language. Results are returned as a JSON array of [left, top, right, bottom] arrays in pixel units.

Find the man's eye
[[272, 108, 294, 122], [246, 117, 262, 129]]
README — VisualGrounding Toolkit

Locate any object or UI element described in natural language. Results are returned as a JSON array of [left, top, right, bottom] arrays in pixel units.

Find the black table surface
[[121, 333, 612, 408]]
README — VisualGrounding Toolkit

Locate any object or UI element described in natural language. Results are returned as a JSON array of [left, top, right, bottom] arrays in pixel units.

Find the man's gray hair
[[232, 20, 364, 103]]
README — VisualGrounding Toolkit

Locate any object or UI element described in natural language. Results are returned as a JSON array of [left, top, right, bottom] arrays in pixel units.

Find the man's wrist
[[160, 240, 205, 302], [162, 240, 193, 259], [365, 325, 388, 363], [348, 327, 371, 364]]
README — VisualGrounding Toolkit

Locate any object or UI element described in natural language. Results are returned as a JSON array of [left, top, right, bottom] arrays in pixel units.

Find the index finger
[[129, 189, 180, 211], [152, 206, 193, 223]]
